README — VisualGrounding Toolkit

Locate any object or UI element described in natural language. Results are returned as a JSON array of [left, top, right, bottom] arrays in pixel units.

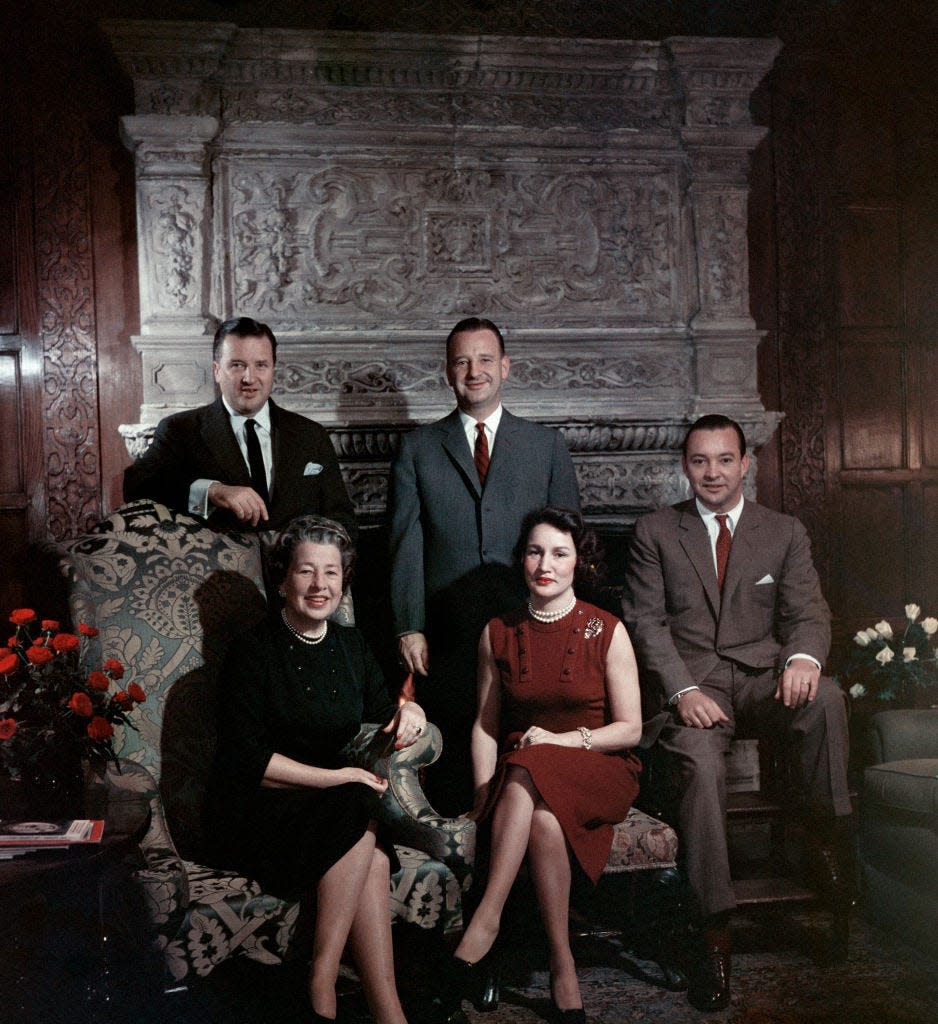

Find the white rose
[[905, 603, 921, 621], [903, 647, 917, 663], [849, 683, 866, 699], [875, 647, 895, 665], [922, 617, 938, 636], [865, 628, 880, 642], [853, 631, 870, 648], [874, 620, 893, 640]]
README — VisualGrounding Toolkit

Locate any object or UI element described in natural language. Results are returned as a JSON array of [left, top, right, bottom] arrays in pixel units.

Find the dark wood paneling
[[835, 484, 908, 620], [836, 206, 902, 328], [0, 350, 24, 494], [838, 329, 904, 470]]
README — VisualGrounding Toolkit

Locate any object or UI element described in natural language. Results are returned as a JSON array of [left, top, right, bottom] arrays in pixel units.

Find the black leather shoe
[[687, 926, 731, 1012], [554, 1009, 586, 1023], [438, 949, 500, 1020]]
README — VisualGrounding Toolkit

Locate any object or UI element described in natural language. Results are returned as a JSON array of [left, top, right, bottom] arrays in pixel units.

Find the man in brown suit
[[621, 414, 851, 1011]]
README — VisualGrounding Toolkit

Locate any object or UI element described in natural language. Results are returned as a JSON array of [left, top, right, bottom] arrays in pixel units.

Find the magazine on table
[[0, 818, 105, 856]]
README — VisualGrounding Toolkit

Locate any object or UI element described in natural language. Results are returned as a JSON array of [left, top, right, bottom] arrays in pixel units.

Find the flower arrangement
[[0, 608, 145, 781], [841, 603, 938, 705]]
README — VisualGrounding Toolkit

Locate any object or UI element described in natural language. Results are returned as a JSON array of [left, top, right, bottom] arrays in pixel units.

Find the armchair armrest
[[869, 709, 938, 764], [104, 759, 189, 931], [343, 723, 476, 882]]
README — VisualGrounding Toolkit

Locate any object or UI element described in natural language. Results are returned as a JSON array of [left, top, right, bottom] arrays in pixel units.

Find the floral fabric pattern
[[56, 501, 473, 985]]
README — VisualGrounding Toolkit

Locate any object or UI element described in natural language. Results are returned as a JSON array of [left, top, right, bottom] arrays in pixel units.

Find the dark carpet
[[171, 906, 938, 1024]]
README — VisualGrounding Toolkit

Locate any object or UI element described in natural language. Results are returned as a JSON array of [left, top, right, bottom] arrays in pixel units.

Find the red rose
[[9, 609, 36, 627], [0, 653, 18, 676], [127, 682, 146, 703], [114, 690, 133, 710], [51, 633, 80, 653], [41, 619, 60, 632], [86, 716, 114, 741], [0, 718, 16, 740], [86, 671, 110, 692], [126, 679, 146, 704], [26, 645, 55, 666], [104, 659, 125, 679], [68, 692, 93, 717], [78, 623, 99, 637]]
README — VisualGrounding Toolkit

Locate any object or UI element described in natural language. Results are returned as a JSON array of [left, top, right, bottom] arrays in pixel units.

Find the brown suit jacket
[[621, 499, 831, 711]]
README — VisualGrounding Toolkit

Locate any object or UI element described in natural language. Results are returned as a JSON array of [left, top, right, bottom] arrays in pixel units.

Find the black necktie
[[244, 419, 269, 505]]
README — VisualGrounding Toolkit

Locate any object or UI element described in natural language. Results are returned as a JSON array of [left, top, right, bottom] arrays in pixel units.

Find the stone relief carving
[[224, 165, 679, 324], [106, 22, 782, 520]]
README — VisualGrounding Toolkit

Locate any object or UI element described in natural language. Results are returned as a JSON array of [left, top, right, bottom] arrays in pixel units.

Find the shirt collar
[[223, 397, 272, 432], [695, 495, 744, 530], [458, 404, 503, 435]]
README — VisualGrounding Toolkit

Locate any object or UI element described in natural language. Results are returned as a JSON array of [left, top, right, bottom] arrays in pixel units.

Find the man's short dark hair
[[445, 317, 506, 358], [682, 414, 747, 457], [213, 317, 278, 362]]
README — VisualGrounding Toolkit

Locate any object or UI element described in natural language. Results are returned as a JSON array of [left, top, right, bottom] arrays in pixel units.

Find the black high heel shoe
[[439, 948, 501, 1021], [549, 972, 586, 1023]]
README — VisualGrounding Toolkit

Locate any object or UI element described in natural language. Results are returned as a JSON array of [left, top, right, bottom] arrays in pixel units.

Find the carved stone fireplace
[[104, 21, 781, 523]]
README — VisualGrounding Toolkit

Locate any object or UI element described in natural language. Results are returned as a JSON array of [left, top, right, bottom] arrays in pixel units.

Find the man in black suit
[[123, 317, 355, 536]]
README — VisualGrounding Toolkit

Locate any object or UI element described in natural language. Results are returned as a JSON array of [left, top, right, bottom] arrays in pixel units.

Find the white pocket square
[[755, 574, 774, 585], [304, 462, 323, 476]]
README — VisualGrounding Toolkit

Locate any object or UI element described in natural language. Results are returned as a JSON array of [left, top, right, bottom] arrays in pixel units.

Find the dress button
[[563, 668, 571, 675], [522, 667, 529, 674], [567, 648, 575, 655], [518, 646, 526, 655]]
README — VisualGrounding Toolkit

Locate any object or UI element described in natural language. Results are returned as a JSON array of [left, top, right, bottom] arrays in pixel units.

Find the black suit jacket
[[123, 398, 356, 535]]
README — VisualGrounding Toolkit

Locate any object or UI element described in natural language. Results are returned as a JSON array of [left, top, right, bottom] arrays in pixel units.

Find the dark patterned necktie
[[474, 422, 490, 486], [244, 419, 270, 505], [715, 513, 732, 591]]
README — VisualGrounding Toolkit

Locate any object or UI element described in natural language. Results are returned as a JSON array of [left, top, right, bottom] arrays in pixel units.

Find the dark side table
[[0, 769, 155, 1024]]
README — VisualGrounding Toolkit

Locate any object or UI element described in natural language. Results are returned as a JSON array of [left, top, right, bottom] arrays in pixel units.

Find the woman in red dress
[[446, 506, 643, 1023]]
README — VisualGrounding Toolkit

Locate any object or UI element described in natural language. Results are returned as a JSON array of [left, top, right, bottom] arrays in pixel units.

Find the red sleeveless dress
[[486, 601, 641, 883]]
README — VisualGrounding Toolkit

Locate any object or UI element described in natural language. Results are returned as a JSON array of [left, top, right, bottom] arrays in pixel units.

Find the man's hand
[[774, 657, 820, 709], [208, 482, 270, 527], [398, 632, 429, 676], [675, 689, 729, 729]]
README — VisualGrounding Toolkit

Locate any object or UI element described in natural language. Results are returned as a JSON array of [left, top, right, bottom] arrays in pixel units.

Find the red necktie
[[715, 514, 732, 591], [474, 422, 490, 486]]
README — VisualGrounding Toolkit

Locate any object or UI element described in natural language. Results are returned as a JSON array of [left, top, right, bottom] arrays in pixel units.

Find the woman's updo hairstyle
[[514, 505, 605, 589], [267, 515, 356, 594]]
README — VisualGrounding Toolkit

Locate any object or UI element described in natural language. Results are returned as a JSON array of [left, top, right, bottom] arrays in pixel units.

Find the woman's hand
[[335, 766, 389, 794], [383, 699, 427, 750], [515, 725, 563, 748]]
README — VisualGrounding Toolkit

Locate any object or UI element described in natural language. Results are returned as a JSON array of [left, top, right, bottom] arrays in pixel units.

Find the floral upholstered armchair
[[55, 500, 474, 986]]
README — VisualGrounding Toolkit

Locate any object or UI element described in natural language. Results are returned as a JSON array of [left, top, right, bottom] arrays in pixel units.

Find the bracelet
[[577, 726, 592, 750]]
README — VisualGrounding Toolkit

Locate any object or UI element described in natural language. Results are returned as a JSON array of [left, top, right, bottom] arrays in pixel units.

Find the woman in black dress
[[207, 515, 426, 1024]]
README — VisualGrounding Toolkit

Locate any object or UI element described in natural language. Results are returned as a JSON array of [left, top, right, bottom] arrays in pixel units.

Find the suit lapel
[[720, 502, 761, 605], [202, 399, 250, 486], [677, 503, 721, 616], [440, 410, 482, 497], [269, 400, 297, 505]]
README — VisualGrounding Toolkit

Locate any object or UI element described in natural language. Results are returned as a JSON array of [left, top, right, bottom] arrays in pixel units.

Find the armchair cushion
[[868, 708, 938, 764]]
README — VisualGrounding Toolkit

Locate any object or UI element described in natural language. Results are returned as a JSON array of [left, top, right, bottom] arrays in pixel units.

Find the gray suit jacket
[[621, 499, 831, 708], [123, 398, 355, 535], [388, 408, 580, 640]]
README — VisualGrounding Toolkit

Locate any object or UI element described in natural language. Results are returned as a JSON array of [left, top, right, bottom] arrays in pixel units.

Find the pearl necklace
[[281, 608, 328, 645], [527, 595, 577, 623]]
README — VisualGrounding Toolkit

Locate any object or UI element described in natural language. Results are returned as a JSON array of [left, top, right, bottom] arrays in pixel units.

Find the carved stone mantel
[[105, 21, 781, 520]]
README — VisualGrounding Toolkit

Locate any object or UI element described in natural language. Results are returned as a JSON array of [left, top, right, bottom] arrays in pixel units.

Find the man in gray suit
[[621, 414, 851, 1011], [389, 317, 581, 813]]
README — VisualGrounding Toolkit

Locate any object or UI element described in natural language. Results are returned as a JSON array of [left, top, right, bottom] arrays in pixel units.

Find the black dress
[[205, 615, 398, 899]]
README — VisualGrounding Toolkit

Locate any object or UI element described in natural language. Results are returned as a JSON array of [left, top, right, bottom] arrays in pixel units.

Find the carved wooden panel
[[836, 206, 902, 328]]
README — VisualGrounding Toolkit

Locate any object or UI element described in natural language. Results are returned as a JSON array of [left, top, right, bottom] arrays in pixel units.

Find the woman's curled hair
[[267, 515, 356, 593], [514, 505, 605, 589]]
